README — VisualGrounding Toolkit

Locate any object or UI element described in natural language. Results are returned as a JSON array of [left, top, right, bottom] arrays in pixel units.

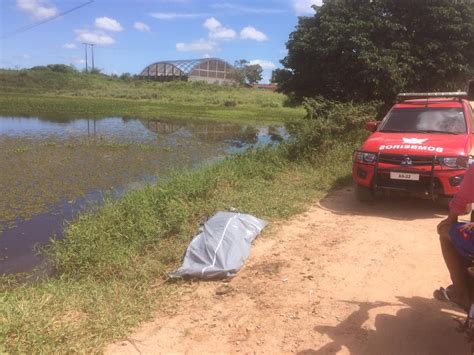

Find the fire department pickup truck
[[352, 92, 474, 202]]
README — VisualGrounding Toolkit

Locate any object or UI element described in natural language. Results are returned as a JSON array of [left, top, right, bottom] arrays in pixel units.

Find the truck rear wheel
[[435, 197, 472, 214], [354, 184, 374, 202], [435, 196, 450, 209]]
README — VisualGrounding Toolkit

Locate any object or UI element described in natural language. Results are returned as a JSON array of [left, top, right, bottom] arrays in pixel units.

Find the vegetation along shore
[[0, 67, 304, 124]]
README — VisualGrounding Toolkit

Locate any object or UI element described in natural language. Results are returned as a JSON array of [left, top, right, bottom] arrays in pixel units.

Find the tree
[[31, 64, 77, 73], [276, 0, 474, 103], [230, 59, 248, 85], [230, 59, 263, 85], [245, 64, 263, 84], [119, 72, 132, 81]]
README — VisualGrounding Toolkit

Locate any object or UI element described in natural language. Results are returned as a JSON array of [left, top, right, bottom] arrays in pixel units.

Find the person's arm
[[446, 210, 459, 223], [449, 164, 474, 215], [438, 164, 474, 233]]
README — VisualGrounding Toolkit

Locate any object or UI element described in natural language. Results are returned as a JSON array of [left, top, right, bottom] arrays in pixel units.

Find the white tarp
[[169, 211, 267, 279]]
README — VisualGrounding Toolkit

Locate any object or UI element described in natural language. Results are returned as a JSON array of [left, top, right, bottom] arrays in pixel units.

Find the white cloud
[[204, 17, 236, 40], [95, 17, 123, 32], [249, 60, 276, 70], [16, 0, 58, 20], [293, 0, 322, 15], [240, 26, 268, 42], [210, 27, 236, 40], [211, 3, 285, 14], [203, 17, 220, 31], [75, 29, 115, 45], [174, 17, 237, 54], [150, 12, 207, 20], [73, 57, 85, 65], [133, 22, 151, 32], [63, 43, 77, 49], [14, 53, 30, 60], [202, 53, 211, 58], [176, 39, 217, 52]]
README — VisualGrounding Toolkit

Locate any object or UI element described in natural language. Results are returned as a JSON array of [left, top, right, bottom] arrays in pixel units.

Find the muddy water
[[0, 116, 285, 274]]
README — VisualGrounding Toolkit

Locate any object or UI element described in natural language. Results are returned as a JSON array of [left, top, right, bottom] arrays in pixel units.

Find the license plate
[[390, 172, 420, 181]]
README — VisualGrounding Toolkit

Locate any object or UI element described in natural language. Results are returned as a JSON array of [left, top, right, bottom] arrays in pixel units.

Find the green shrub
[[223, 99, 238, 107], [286, 96, 379, 160]]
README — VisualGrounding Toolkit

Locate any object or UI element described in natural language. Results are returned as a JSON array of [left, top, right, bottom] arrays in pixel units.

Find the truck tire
[[354, 184, 374, 202], [435, 196, 451, 209], [435, 197, 472, 214]]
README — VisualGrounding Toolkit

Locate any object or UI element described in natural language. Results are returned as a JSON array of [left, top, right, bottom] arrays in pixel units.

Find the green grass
[[0, 141, 359, 353], [0, 69, 305, 124]]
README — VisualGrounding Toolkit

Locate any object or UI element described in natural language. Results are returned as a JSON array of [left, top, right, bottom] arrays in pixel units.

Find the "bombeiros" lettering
[[379, 144, 444, 153]]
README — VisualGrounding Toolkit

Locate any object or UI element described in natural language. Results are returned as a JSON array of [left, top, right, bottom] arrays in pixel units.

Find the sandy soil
[[107, 187, 472, 354]]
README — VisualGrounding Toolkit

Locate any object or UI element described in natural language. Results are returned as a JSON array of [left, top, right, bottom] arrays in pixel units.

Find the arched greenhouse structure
[[139, 58, 235, 84]]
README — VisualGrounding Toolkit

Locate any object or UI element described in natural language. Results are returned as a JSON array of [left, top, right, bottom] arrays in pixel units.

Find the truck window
[[379, 107, 467, 134]]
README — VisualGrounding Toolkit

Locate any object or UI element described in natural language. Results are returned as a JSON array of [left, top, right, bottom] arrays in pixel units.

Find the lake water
[[0, 116, 286, 275]]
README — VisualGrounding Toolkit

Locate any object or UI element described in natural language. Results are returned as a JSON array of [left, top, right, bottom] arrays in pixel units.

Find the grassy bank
[[0, 69, 304, 123], [0, 99, 376, 352]]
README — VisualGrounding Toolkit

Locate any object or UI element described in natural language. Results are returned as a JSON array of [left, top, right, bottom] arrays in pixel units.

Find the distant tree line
[[274, 0, 474, 104], [30, 64, 105, 75], [30, 64, 78, 73], [27, 64, 141, 80]]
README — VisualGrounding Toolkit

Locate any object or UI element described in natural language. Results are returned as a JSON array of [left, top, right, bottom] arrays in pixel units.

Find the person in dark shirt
[[436, 163, 474, 311]]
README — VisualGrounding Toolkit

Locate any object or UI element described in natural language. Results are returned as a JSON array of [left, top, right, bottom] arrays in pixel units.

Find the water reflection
[[0, 116, 286, 275], [0, 116, 286, 150]]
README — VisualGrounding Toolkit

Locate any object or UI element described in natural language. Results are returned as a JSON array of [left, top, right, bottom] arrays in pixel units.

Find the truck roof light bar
[[397, 92, 467, 102]]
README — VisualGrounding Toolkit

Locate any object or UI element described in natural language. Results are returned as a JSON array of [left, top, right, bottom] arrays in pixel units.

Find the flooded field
[[0, 116, 285, 274]]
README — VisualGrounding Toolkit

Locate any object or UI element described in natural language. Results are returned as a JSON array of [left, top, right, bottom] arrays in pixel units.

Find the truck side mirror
[[365, 121, 379, 132]]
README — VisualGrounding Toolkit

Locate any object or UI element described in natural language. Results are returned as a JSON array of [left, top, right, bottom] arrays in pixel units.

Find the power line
[[0, 0, 95, 40]]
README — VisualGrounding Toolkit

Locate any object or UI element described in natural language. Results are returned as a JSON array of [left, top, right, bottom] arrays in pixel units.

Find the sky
[[0, 0, 322, 83]]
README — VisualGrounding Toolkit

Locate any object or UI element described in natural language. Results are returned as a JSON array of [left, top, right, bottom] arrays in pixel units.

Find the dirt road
[[107, 187, 471, 354]]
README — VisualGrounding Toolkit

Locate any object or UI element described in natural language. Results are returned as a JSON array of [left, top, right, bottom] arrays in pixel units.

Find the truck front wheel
[[354, 184, 374, 202]]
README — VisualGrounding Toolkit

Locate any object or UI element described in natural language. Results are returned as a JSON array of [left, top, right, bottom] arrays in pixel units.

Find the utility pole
[[82, 43, 95, 73], [83, 43, 88, 73], [91, 44, 94, 72]]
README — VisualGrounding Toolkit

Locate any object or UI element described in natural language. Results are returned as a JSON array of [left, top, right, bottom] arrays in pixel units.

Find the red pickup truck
[[352, 92, 474, 202]]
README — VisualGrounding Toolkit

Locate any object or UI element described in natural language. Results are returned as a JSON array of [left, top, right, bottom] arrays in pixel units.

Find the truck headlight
[[353, 151, 377, 164], [440, 156, 467, 169]]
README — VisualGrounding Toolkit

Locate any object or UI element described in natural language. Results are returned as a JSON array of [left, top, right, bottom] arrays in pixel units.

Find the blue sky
[[0, 0, 322, 82]]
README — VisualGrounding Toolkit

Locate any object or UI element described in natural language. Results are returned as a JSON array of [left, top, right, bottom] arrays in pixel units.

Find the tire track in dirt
[[107, 187, 470, 354]]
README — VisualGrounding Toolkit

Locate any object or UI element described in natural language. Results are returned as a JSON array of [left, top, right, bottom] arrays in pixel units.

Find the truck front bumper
[[352, 154, 466, 198]]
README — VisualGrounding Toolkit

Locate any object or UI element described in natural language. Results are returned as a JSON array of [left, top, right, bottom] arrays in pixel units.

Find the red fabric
[[450, 165, 474, 214]]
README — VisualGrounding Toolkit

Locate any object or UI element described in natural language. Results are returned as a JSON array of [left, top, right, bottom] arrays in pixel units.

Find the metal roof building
[[139, 58, 235, 84]]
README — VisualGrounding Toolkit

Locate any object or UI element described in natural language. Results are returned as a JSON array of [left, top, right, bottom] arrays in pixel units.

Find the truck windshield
[[380, 107, 466, 134]]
